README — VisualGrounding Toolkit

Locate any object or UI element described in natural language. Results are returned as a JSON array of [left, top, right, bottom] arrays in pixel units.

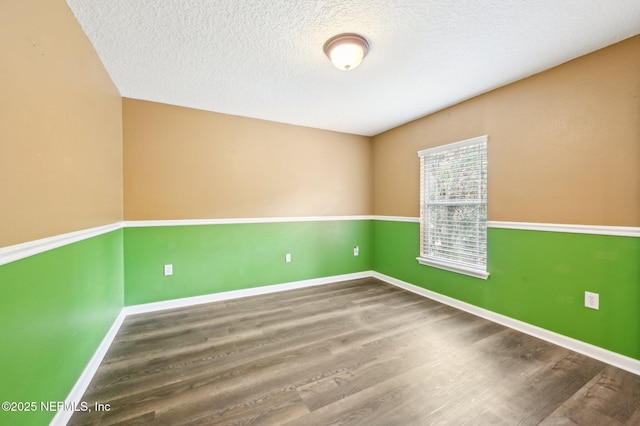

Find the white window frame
[[417, 135, 489, 279]]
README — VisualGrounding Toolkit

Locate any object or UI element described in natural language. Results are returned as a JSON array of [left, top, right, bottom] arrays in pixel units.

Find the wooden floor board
[[69, 277, 640, 425]]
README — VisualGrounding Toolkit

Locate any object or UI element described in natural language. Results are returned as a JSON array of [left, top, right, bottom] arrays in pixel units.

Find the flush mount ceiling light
[[323, 33, 369, 71]]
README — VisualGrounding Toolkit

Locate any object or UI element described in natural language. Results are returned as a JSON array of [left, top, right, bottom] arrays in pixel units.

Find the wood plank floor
[[69, 277, 640, 425]]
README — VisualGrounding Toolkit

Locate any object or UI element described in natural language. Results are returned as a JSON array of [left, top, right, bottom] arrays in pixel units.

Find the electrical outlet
[[285, 253, 291, 263], [354, 246, 359, 256], [585, 291, 599, 310], [164, 264, 173, 276]]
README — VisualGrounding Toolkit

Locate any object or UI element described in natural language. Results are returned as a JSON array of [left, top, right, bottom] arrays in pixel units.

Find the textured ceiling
[[66, 0, 640, 136]]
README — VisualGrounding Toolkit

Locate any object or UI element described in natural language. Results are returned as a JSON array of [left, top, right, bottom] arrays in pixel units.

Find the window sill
[[416, 257, 490, 280]]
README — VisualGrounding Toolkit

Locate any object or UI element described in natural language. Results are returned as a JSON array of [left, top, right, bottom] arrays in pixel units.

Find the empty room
[[1, 1, 639, 425]]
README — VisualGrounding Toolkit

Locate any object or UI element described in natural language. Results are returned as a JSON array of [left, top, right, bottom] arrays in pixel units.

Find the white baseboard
[[372, 271, 640, 376], [52, 272, 370, 425], [124, 271, 373, 316], [54, 270, 640, 425], [50, 309, 127, 426], [51, 273, 367, 424]]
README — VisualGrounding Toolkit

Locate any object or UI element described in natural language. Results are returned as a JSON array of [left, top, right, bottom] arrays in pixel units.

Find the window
[[417, 135, 489, 279]]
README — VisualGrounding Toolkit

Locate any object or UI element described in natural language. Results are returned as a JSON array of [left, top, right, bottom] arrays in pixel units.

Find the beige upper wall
[[373, 35, 640, 227], [0, 0, 123, 247], [123, 99, 372, 220], [4, 2, 636, 242]]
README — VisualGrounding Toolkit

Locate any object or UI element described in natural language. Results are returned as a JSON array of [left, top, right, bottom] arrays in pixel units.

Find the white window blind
[[417, 135, 489, 279]]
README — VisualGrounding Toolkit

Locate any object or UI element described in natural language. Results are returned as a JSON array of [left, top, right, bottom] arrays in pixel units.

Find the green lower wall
[[373, 220, 640, 360], [3, 219, 637, 425], [124, 220, 373, 305], [0, 230, 124, 426]]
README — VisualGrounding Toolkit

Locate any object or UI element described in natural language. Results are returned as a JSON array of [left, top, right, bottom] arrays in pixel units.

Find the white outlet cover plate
[[585, 291, 599, 310], [164, 264, 173, 276]]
